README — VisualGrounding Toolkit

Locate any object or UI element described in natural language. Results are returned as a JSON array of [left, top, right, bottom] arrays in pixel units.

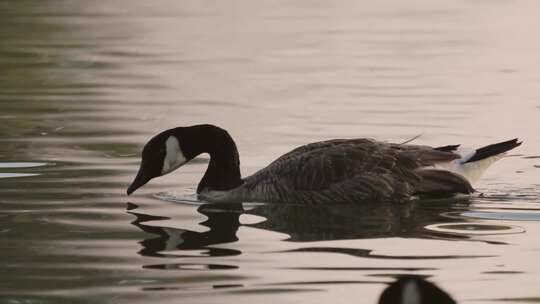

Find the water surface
[[1, 1, 540, 303]]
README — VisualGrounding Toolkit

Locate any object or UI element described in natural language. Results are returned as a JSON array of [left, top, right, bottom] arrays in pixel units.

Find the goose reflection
[[127, 197, 477, 258], [127, 202, 243, 258], [247, 199, 471, 242]]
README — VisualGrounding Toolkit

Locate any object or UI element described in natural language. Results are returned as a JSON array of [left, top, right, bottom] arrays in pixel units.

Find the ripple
[[266, 280, 380, 286], [425, 223, 525, 235], [475, 187, 540, 203], [143, 263, 238, 271], [0, 162, 47, 179], [460, 211, 540, 221], [285, 247, 494, 259], [226, 287, 323, 294], [154, 191, 266, 208], [0, 162, 48, 168], [154, 191, 201, 205], [285, 266, 437, 271], [0, 173, 39, 179], [483, 271, 524, 274]]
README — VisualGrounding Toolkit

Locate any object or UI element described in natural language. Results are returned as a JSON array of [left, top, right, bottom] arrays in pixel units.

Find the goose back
[[237, 139, 469, 204]]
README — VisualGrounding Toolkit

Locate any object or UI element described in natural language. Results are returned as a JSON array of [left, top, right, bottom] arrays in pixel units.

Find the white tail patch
[[433, 150, 507, 185], [162, 136, 187, 174]]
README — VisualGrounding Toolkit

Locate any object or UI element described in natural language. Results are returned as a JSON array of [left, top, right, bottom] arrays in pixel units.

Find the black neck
[[173, 125, 243, 193]]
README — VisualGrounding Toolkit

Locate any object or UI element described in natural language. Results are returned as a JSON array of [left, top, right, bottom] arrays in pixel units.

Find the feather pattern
[[220, 139, 470, 204], [130, 125, 521, 204]]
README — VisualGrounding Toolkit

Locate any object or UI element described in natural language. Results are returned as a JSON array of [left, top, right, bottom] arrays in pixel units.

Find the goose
[[378, 276, 456, 304], [126, 124, 521, 204]]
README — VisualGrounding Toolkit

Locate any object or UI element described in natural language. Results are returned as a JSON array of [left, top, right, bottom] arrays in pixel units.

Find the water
[[1, 1, 540, 303]]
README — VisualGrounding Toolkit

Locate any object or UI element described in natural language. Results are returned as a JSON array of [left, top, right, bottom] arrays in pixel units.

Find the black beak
[[127, 167, 152, 195]]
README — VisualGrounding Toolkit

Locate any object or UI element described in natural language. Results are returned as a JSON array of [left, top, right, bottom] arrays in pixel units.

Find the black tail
[[464, 138, 522, 163], [434, 144, 460, 152]]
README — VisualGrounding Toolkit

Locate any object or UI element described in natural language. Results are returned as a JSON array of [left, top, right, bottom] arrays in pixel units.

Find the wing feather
[[242, 139, 470, 204]]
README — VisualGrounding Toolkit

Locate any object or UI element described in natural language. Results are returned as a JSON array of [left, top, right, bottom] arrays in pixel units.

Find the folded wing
[[243, 139, 472, 204]]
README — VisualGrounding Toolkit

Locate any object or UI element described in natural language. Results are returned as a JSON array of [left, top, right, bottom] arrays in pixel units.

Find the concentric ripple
[[425, 222, 525, 235]]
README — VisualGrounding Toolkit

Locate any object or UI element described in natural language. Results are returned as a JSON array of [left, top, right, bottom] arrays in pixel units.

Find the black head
[[127, 124, 242, 195], [127, 129, 190, 195]]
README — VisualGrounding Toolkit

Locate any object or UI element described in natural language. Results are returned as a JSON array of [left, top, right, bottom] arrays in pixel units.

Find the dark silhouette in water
[[127, 201, 486, 302], [379, 275, 456, 304], [126, 198, 493, 259], [127, 202, 242, 258]]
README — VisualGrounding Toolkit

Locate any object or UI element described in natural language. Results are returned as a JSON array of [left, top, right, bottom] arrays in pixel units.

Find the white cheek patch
[[162, 136, 187, 174], [402, 280, 421, 304]]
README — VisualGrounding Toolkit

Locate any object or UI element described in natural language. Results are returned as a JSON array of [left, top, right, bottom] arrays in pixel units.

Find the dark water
[[1, 1, 540, 303]]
